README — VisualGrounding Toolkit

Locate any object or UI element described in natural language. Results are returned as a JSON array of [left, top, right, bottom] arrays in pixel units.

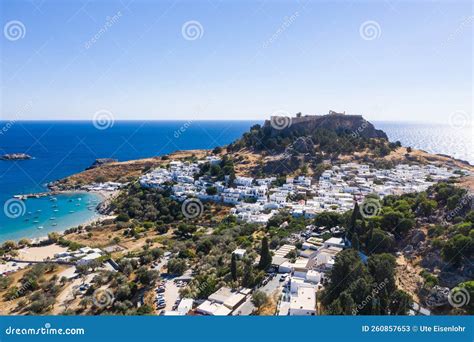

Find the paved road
[[163, 279, 180, 311], [232, 274, 286, 316]]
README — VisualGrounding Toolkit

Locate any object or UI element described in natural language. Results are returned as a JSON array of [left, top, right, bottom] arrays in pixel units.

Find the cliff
[[264, 113, 388, 139]]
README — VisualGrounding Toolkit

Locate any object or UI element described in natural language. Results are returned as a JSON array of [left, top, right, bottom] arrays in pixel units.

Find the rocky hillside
[[264, 113, 387, 139], [227, 113, 402, 176]]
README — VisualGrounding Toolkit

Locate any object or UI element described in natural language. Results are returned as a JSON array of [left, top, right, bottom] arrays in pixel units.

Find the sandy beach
[[16, 244, 68, 262]]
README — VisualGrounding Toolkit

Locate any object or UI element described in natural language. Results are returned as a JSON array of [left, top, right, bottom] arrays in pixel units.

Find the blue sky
[[0, 0, 472, 123]]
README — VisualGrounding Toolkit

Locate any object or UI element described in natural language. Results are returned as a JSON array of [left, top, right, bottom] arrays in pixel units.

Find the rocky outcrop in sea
[[1, 153, 32, 160]]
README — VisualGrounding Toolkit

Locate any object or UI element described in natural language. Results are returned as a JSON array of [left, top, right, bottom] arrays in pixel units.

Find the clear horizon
[[1, 0, 472, 125]]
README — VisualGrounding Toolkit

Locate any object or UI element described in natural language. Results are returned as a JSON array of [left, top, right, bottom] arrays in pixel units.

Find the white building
[[289, 287, 316, 316]]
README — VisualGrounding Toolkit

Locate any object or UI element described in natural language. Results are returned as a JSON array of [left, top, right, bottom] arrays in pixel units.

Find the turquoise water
[[1, 192, 102, 242]]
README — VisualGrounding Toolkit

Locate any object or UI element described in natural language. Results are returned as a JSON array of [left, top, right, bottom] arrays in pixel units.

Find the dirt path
[[395, 255, 424, 303]]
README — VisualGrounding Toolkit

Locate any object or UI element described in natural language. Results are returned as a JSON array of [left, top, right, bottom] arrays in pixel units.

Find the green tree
[[167, 258, 186, 276], [258, 237, 272, 271], [230, 253, 238, 281], [351, 233, 360, 251], [348, 202, 361, 241], [389, 290, 413, 315], [418, 199, 437, 217], [251, 290, 268, 313], [242, 260, 256, 288], [327, 291, 356, 315], [176, 223, 197, 238], [322, 249, 368, 305], [442, 234, 473, 266], [367, 229, 395, 254]]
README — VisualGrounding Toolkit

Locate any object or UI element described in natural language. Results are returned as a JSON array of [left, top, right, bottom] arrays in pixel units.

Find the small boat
[[77, 198, 82, 201], [24, 218, 30, 221], [52, 204, 58, 208], [52, 223, 57, 226], [37, 226, 43, 230], [33, 220, 39, 223], [36, 209, 42, 213], [68, 199, 73, 202], [27, 212, 32, 215], [75, 203, 81, 207], [69, 210, 75, 213], [50, 217, 56, 220], [53, 209, 59, 212]]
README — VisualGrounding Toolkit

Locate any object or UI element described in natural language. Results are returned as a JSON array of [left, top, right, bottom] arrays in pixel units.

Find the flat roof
[[177, 298, 194, 313], [197, 300, 232, 316], [290, 287, 316, 311], [208, 287, 234, 303], [208, 287, 246, 309], [271, 256, 288, 266], [325, 237, 344, 245]]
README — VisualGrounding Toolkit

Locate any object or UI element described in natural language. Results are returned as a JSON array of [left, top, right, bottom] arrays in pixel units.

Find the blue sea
[[0, 120, 472, 242], [0, 121, 255, 242]]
